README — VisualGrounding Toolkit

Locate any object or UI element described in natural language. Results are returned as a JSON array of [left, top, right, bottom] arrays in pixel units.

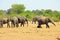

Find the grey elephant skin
[[32, 16, 56, 28], [17, 16, 28, 27]]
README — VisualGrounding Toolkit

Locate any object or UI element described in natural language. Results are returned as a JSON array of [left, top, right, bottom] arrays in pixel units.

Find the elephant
[[0, 18, 10, 28], [10, 17, 19, 27], [32, 16, 56, 28], [17, 16, 28, 27], [37, 17, 56, 28]]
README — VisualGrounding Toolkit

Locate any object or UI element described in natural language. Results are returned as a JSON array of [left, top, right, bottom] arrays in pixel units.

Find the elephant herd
[[0, 16, 28, 28], [0, 16, 56, 28]]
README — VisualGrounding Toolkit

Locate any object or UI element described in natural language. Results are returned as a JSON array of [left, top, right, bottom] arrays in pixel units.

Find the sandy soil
[[0, 22, 60, 40]]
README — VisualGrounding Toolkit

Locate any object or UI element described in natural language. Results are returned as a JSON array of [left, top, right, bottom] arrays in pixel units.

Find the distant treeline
[[0, 4, 60, 22]]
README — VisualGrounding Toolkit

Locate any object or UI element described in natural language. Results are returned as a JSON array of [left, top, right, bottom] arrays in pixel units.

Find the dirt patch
[[0, 22, 60, 40]]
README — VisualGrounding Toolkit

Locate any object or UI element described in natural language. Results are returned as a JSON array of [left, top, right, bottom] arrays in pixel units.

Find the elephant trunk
[[48, 18, 56, 26], [50, 21, 56, 26]]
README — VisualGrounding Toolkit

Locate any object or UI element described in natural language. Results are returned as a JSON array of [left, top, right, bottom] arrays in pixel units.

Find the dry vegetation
[[0, 22, 60, 40]]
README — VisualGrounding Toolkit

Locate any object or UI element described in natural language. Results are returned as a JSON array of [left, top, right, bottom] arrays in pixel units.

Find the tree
[[25, 10, 32, 13], [6, 8, 12, 14], [45, 9, 52, 14], [0, 10, 7, 18], [11, 4, 25, 14]]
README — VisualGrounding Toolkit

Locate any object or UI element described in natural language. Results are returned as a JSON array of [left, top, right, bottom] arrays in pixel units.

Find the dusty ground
[[0, 22, 60, 40]]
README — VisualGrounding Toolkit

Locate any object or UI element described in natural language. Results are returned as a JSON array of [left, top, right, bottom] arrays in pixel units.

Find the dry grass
[[0, 22, 60, 40]]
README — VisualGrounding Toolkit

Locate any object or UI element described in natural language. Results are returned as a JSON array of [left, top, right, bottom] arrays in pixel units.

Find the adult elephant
[[17, 16, 28, 27], [0, 18, 10, 28], [32, 16, 56, 28], [37, 17, 56, 28], [10, 17, 19, 27]]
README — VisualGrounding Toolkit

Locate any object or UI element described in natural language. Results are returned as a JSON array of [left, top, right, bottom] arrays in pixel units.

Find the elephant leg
[[11, 23, 13, 27], [23, 23, 24, 27], [32, 21, 33, 24], [13, 24, 15, 27], [37, 22, 42, 28], [23, 22, 25, 27], [1, 23, 3, 28], [0, 24, 3, 28], [12, 22, 15, 27], [11, 23, 15, 28], [37, 25, 42, 28], [46, 23, 50, 28], [21, 23, 24, 27], [7, 23, 10, 28], [34, 22, 36, 24], [20, 23, 23, 27], [7, 23, 9, 28], [0, 22, 2, 27], [16, 23, 19, 27]]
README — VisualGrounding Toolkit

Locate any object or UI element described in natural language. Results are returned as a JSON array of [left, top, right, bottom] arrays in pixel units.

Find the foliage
[[0, 4, 60, 22]]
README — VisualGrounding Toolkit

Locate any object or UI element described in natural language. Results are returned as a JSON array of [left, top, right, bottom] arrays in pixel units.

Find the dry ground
[[0, 22, 60, 40]]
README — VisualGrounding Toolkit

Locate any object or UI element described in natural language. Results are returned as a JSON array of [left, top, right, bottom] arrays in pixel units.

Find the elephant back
[[10, 17, 18, 23], [2, 18, 10, 24], [38, 16, 47, 20]]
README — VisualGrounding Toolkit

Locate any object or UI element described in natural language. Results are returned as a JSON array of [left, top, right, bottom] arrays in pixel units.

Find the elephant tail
[[26, 20, 28, 27]]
